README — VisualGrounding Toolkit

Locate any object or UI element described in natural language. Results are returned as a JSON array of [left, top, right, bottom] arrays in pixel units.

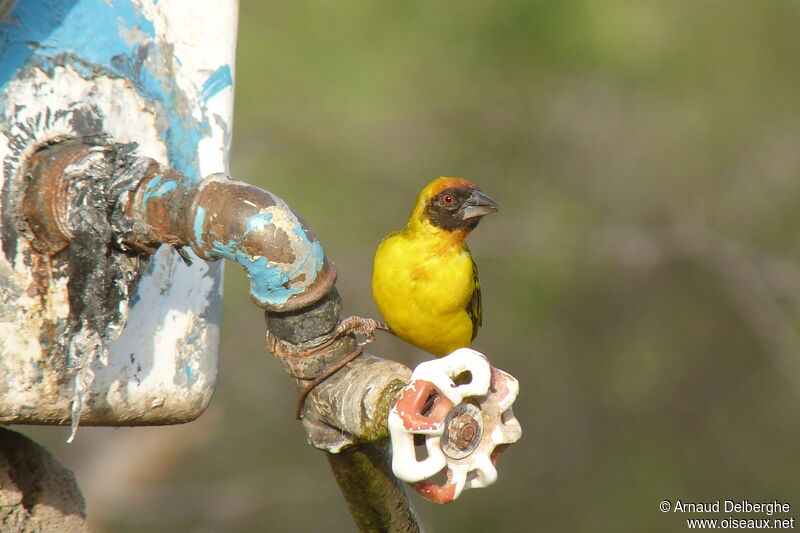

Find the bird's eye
[[441, 193, 456, 206]]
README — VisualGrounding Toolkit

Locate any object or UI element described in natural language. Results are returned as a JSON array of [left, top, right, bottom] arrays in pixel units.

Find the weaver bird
[[371, 177, 498, 356]]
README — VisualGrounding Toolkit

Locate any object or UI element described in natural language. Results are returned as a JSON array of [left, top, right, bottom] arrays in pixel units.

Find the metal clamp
[[388, 348, 522, 503]]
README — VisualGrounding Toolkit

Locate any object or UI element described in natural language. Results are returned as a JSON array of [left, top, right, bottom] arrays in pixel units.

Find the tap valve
[[388, 348, 522, 503]]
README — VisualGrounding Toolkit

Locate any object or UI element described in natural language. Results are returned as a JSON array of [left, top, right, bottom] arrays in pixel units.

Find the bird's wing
[[467, 254, 482, 341]]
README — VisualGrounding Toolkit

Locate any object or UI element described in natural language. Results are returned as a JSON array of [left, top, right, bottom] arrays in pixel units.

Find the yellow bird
[[372, 177, 498, 356]]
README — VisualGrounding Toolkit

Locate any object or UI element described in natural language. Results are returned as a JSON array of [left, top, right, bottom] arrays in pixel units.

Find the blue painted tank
[[0, 0, 238, 437]]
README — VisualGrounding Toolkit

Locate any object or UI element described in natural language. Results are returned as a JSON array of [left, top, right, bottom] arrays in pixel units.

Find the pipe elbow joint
[[126, 171, 336, 312]]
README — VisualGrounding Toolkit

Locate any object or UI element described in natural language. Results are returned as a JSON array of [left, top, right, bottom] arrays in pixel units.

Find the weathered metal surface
[[22, 142, 93, 254], [0, 0, 238, 431], [124, 170, 336, 311], [19, 140, 150, 434], [265, 290, 420, 532]]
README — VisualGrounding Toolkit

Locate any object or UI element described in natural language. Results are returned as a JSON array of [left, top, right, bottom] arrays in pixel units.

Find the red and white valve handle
[[388, 348, 522, 504]]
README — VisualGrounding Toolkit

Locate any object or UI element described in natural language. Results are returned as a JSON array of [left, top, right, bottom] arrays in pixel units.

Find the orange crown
[[421, 177, 478, 201]]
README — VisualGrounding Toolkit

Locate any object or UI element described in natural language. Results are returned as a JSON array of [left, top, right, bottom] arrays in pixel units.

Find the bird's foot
[[265, 316, 392, 420], [332, 316, 392, 346], [265, 316, 391, 360]]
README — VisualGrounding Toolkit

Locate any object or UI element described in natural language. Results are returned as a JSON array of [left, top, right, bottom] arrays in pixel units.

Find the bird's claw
[[265, 315, 391, 360], [285, 316, 389, 420], [333, 316, 392, 346]]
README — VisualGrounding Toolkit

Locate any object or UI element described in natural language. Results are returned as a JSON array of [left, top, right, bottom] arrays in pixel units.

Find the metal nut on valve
[[388, 348, 522, 504], [442, 403, 483, 459]]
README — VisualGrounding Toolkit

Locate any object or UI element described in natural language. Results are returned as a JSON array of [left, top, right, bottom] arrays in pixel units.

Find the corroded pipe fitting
[[23, 138, 336, 313], [265, 290, 412, 450], [22, 142, 96, 254], [123, 169, 336, 311]]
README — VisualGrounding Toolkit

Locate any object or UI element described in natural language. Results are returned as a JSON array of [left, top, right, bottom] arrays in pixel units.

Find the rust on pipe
[[23, 138, 336, 312], [265, 290, 420, 533], [124, 171, 336, 311], [22, 141, 94, 254]]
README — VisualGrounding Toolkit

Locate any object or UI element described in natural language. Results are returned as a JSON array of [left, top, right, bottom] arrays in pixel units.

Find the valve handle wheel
[[388, 348, 522, 503]]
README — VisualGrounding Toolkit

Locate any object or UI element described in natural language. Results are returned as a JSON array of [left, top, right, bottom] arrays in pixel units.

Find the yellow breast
[[371, 229, 475, 356]]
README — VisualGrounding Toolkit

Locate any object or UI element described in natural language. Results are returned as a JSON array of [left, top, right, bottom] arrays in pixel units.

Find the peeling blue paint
[[193, 206, 206, 249], [189, 211, 326, 306], [0, 0, 228, 179], [290, 223, 325, 276], [0, 0, 154, 86], [184, 363, 192, 381], [243, 212, 273, 237], [204, 218, 325, 306], [201, 65, 233, 102], [141, 175, 177, 207], [211, 239, 302, 305]]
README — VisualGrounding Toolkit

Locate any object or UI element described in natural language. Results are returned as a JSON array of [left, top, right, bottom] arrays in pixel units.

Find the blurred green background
[[20, 0, 800, 531]]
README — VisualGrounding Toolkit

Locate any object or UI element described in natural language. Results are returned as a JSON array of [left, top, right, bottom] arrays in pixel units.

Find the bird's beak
[[460, 190, 499, 220]]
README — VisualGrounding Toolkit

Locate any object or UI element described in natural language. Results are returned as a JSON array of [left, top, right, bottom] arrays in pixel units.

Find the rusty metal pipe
[[265, 290, 420, 533], [122, 168, 337, 311], [23, 139, 336, 312], [22, 141, 95, 255]]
